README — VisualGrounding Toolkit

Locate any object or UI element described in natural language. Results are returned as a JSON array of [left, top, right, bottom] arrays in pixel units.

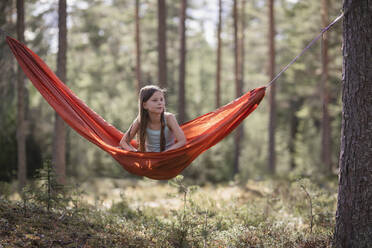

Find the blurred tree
[[0, 0, 17, 182], [320, 0, 332, 172], [215, 0, 222, 108], [232, 0, 239, 175], [16, 0, 27, 191], [53, 0, 67, 185], [178, 0, 187, 123], [334, 0, 372, 246], [232, 0, 245, 175], [288, 98, 301, 170], [135, 0, 142, 92], [267, 0, 276, 174], [240, 0, 246, 88], [237, 0, 247, 175], [157, 0, 167, 88]]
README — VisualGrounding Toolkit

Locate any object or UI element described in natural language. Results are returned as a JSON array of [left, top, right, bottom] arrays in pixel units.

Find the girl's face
[[143, 91, 165, 114]]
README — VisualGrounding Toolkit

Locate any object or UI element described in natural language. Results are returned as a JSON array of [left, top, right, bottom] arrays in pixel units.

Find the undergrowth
[[0, 170, 337, 247]]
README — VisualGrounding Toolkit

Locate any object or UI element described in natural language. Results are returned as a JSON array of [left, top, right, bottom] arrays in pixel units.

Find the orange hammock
[[6, 36, 266, 180]]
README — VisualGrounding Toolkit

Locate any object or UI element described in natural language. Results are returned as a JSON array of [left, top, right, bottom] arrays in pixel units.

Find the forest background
[[0, 0, 343, 184]]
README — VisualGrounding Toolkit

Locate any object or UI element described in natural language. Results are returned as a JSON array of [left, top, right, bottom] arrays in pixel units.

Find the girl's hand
[[122, 147, 137, 152], [117, 145, 137, 152]]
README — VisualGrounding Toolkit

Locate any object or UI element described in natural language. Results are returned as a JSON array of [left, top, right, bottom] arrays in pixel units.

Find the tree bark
[[215, 0, 222, 108], [16, 0, 27, 191], [321, 0, 332, 172], [334, 0, 372, 247], [178, 0, 187, 123], [157, 0, 167, 88], [135, 0, 142, 92], [268, 0, 276, 174], [53, 0, 67, 185]]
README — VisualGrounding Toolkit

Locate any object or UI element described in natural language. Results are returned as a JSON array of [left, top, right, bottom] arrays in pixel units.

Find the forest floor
[[0, 176, 337, 247]]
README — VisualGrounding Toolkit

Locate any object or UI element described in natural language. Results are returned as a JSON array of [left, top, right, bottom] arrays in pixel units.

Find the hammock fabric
[[6, 36, 266, 180]]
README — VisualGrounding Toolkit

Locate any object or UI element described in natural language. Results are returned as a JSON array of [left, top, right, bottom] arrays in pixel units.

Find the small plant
[[67, 183, 88, 219], [168, 175, 199, 246], [293, 177, 336, 235], [21, 184, 34, 216], [109, 191, 136, 219], [31, 160, 69, 212], [201, 209, 209, 248], [300, 183, 314, 233], [169, 176, 199, 205]]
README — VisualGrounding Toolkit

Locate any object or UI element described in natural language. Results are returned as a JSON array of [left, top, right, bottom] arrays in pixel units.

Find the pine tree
[[321, 0, 332, 172], [53, 0, 67, 185], [16, 0, 27, 191], [215, 0, 222, 108], [267, 0, 276, 174], [135, 0, 142, 92], [158, 0, 167, 88], [178, 0, 187, 123], [334, 0, 372, 246]]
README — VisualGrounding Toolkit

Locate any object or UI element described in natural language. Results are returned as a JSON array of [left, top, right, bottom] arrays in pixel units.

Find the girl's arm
[[165, 113, 186, 151], [119, 117, 140, 151]]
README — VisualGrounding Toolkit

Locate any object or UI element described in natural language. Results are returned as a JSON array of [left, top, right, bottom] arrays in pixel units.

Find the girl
[[119, 85, 186, 152]]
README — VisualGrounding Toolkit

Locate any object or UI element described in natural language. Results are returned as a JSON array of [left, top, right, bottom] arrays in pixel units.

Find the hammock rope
[[265, 0, 362, 88], [1, 7, 349, 179], [265, 12, 343, 88]]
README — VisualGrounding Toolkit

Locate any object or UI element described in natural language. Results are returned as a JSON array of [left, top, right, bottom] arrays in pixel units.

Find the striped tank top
[[146, 117, 175, 152]]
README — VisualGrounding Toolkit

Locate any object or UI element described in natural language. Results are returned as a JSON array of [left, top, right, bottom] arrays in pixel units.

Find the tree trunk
[[16, 0, 27, 191], [268, 0, 276, 174], [158, 0, 167, 88], [135, 0, 142, 92], [321, 0, 332, 172], [289, 99, 300, 170], [233, 0, 240, 97], [233, 0, 245, 176], [178, 0, 187, 124], [215, 0, 222, 108], [334, 0, 372, 247], [53, 0, 67, 185], [233, 0, 239, 175], [240, 0, 246, 86]]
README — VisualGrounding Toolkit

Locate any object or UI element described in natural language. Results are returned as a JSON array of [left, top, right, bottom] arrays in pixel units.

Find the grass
[[0, 175, 337, 247]]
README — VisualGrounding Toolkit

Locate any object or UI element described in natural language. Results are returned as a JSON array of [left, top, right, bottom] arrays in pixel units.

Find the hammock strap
[[265, 13, 343, 88], [265, 0, 363, 88]]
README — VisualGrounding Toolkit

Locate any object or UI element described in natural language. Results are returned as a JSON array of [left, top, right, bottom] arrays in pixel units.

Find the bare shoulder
[[164, 112, 185, 142], [164, 112, 178, 128]]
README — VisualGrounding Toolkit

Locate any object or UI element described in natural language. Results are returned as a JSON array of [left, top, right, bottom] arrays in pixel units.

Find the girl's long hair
[[138, 85, 166, 152]]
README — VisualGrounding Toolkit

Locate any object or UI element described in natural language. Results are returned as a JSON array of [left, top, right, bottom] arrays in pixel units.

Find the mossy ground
[[0, 176, 336, 247]]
